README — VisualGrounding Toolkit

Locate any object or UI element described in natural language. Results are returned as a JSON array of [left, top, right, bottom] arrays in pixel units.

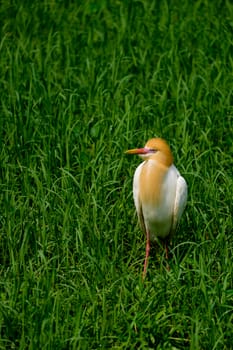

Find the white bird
[[126, 138, 187, 278]]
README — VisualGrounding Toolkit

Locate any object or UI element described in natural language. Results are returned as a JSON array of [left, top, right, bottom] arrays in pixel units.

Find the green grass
[[0, 0, 232, 349]]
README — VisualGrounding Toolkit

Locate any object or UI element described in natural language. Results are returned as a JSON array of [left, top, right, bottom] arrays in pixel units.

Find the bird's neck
[[140, 160, 168, 205], [150, 150, 173, 167]]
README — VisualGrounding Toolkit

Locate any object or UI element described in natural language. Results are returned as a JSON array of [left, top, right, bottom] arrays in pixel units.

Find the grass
[[0, 0, 232, 349]]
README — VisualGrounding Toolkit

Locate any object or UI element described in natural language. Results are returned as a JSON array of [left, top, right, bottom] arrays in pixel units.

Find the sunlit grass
[[0, 1, 232, 349]]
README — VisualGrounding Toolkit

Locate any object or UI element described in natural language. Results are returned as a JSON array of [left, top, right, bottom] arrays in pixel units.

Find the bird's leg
[[142, 230, 150, 279], [164, 241, 170, 271], [165, 242, 169, 260]]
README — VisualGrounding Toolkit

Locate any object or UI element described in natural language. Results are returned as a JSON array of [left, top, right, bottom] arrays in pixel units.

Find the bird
[[125, 137, 187, 278]]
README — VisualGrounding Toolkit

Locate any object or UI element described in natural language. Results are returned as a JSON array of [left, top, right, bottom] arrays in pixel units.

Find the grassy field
[[0, 1, 232, 349]]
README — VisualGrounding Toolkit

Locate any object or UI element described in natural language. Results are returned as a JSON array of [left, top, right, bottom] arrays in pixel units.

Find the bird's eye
[[149, 148, 157, 153]]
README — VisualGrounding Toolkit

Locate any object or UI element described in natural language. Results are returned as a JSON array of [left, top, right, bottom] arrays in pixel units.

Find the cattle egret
[[126, 138, 187, 278]]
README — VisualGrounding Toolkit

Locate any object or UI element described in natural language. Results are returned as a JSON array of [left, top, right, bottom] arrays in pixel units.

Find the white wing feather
[[133, 162, 147, 233], [171, 175, 188, 233]]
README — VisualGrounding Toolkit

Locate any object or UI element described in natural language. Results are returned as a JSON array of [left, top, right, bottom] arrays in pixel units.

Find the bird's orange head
[[125, 137, 173, 167]]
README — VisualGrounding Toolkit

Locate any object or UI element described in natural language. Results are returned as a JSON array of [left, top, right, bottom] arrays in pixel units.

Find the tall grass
[[0, 1, 232, 349]]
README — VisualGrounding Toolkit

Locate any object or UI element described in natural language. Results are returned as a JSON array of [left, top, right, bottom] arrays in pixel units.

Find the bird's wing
[[171, 175, 188, 233], [137, 203, 147, 235], [133, 162, 146, 234]]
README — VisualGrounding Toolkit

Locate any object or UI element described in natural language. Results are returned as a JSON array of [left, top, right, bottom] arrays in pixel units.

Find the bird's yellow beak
[[125, 148, 151, 155]]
